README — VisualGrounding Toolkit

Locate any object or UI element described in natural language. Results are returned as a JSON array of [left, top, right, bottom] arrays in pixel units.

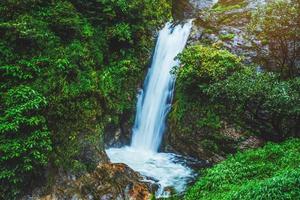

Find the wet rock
[[172, 0, 194, 20], [91, 163, 150, 199], [105, 127, 131, 149], [105, 127, 124, 148], [161, 186, 175, 197], [164, 137, 226, 163], [22, 163, 153, 200], [172, 154, 210, 169], [104, 112, 133, 149], [77, 163, 151, 200]]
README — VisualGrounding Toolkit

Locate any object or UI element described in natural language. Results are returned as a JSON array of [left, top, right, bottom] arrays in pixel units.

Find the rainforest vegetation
[[170, 0, 300, 199], [0, 0, 170, 198], [0, 0, 299, 199]]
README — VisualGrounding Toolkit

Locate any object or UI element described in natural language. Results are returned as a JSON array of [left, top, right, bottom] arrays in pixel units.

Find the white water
[[107, 21, 193, 196], [131, 21, 192, 152]]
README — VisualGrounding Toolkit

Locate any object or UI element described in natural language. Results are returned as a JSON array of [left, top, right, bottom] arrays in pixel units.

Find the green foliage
[[0, 86, 52, 199], [0, 0, 170, 198], [219, 33, 235, 41], [175, 45, 241, 98], [207, 68, 300, 140], [171, 43, 299, 151], [231, 169, 300, 200], [168, 45, 241, 156], [171, 45, 241, 128], [212, 3, 245, 13], [108, 22, 132, 42], [185, 139, 300, 200], [248, 0, 300, 78], [99, 58, 141, 113]]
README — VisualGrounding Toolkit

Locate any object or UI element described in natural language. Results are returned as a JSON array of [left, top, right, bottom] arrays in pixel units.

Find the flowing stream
[[107, 21, 193, 197]]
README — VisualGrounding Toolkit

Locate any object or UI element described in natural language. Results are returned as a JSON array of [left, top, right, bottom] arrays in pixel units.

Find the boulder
[[22, 163, 152, 200]]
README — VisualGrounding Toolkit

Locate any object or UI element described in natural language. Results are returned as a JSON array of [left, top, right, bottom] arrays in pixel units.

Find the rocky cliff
[[166, 0, 266, 163]]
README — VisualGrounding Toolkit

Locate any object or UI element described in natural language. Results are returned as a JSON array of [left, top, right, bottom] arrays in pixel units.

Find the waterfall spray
[[107, 20, 193, 197]]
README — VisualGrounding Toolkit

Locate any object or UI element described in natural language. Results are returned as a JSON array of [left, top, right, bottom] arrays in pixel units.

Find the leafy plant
[[185, 139, 300, 200], [207, 68, 300, 140], [168, 45, 241, 157], [0, 86, 52, 199], [248, 0, 300, 78], [0, 0, 171, 198]]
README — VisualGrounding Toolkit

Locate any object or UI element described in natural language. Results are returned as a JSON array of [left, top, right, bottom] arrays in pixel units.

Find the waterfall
[[107, 21, 193, 197], [131, 21, 193, 152]]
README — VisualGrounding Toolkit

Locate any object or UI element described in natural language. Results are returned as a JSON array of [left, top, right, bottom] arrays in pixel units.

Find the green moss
[[200, 139, 219, 152], [211, 0, 247, 14], [212, 4, 243, 13], [219, 33, 235, 41], [203, 28, 215, 34]]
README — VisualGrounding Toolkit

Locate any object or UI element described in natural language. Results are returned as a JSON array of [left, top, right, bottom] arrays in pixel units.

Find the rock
[[27, 163, 152, 200], [77, 163, 151, 200], [104, 112, 133, 149], [78, 141, 110, 171], [164, 120, 264, 164], [238, 136, 264, 150], [185, 0, 269, 64], [172, 0, 217, 20], [189, 0, 218, 10], [164, 136, 226, 164], [161, 186, 175, 197], [172, 0, 194, 20], [105, 127, 124, 148]]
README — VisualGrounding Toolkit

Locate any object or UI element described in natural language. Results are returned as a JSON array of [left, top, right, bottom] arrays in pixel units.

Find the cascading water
[[107, 20, 193, 197], [131, 21, 192, 152]]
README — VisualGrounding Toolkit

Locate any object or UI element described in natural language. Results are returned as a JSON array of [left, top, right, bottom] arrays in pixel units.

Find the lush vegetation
[[169, 0, 300, 199], [169, 0, 299, 158], [169, 45, 242, 157], [0, 0, 170, 198], [208, 68, 300, 141], [248, 0, 300, 78], [185, 139, 300, 200], [0, 0, 299, 199]]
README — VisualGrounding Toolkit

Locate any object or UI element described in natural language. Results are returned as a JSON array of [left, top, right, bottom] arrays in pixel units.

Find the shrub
[[168, 45, 241, 156], [207, 68, 300, 140], [248, 0, 300, 78], [185, 139, 300, 200], [175, 45, 241, 99], [0, 0, 171, 198], [0, 86, 52, 199]]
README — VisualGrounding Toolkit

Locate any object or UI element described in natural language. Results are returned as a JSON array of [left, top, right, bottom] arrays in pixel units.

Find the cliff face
[[173, 0, 267, 61], [166, 0, 266, 163], [172, 0, 216, 20], [189, 0, 267, 61]]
